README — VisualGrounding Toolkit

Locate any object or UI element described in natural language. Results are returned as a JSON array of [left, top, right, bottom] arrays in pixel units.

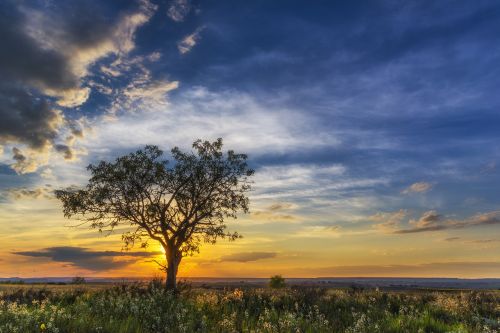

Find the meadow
[[0, 281, 498, 333]]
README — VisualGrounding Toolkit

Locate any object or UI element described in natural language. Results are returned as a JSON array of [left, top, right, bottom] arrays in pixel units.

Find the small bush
[[269, 275, 286, 289]]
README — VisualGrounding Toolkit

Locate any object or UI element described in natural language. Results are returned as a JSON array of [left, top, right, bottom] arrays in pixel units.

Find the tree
[[55, 138, 254, 290], [269, 275, 286, 289]]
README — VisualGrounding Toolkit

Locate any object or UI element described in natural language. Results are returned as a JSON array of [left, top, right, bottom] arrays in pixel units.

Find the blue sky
[[0, 0, 499, 277]]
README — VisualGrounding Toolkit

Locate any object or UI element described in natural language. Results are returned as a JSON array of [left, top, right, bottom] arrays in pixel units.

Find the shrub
[[269, 275, 286, 289]]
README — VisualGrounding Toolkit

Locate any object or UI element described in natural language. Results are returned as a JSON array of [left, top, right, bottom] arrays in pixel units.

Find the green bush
[[269, 275, 286, 289]]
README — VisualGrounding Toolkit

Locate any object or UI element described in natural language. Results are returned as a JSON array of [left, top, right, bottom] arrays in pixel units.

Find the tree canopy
[[56, 138, 254, 289]]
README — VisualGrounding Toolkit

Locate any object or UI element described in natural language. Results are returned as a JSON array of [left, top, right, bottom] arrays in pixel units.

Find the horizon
[[0, 0, 499, 279], [0, 276, 500, 283]]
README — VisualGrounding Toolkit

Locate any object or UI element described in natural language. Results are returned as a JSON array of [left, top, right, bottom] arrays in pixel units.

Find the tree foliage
[[55, 138, 254, 288]]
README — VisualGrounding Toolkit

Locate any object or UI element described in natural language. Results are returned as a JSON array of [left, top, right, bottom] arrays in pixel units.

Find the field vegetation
[[0, 281, 498, 332]]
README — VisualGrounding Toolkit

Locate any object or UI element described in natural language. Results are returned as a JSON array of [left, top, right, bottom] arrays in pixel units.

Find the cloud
[[251, 201, 299, 223], [167, 0, 192, 22], [85, 87, 339, 154], [0, 0, 156, 171], [13, 246, 161, 271], [97, 53, 178, 117], [395, 210, 500, 234], [443, 236, 500, 244], [407, 210, 443, 229], [219, 252, 277, 263], [23, 0, 157, 92], [10, 147, 47, 174], [402, 182, 433, 194], [0, 85, 64, 151], [267, 202, 299, 211], [178, 27, 204, 54], [291, 225, 343, 238], [252, 211, 296, 222], [370, 209, 407, 232], [123, 80, 179, 107], [4, 186, 53, 200], [54, 145, 74, 160]]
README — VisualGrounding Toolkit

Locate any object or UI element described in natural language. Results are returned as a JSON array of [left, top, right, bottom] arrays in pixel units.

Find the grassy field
[[0, 282, 498, 332]]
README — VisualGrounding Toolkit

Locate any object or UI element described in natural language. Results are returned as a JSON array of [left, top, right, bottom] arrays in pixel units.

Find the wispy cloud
[[402, 182, 433, 194], [4, 186, 53, 201], [219, 251, 277, 263], [178, 27, 204, 54], [370, 209, 407, 232], [167, 0, 192, 22], [395, 210, 500, 234]]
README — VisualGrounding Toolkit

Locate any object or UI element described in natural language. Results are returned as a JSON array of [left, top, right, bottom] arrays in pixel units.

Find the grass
[[0, 282, 498, 332]]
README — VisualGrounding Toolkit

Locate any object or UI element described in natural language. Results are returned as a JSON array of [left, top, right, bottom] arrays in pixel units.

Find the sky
[[0, 0, 499, 279]]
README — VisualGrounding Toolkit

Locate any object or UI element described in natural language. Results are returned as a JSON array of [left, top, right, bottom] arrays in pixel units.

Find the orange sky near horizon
[[1, 195, 498, 279]]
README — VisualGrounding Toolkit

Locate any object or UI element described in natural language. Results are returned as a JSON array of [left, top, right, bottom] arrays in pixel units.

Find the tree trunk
[[165, 248, 180, 290]]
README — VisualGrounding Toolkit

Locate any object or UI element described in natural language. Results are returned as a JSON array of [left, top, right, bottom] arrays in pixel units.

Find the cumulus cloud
[[0, 0, 156, 171], [13, 246, 161, 271], [219, 252, 277, 263], [22, 0, 157, 92], [0, 85, 64, 151], [10, 147, 46, 174], [178, 27, 204, 54], [167, 0, 192, 22], [402, 182, 433, 194]]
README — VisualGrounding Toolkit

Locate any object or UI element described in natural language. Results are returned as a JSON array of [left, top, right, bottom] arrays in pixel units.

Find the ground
[[0, 282, 498, 332]]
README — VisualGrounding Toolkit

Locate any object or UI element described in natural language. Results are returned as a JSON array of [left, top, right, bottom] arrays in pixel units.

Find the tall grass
[[0, 283, 498, 332]]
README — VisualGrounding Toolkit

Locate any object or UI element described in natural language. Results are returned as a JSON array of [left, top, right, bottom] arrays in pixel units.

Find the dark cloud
[[0, 84, 62, 150], [13, 246, 161, 271], [0, 3, 78, 92], [0, 0, 154, 170], [219, 251, 277, 263], [54, 144, 73, 160], [11, 148, 25, 163]]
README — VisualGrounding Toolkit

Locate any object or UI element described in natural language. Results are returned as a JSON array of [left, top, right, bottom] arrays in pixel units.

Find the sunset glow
[[0, 0, 499, 280]]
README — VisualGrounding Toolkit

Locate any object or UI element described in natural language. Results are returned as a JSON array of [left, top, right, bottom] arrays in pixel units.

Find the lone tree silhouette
[[55, 138, 253, 290]]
